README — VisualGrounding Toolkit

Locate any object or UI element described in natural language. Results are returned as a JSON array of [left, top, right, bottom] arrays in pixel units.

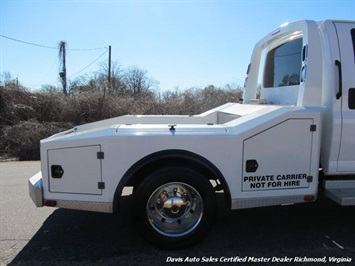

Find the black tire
[[133, 166, 217, 249]]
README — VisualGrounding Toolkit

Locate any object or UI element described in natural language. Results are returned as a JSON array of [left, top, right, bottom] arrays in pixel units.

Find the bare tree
[[41, 84, 60, 93], [1, 71, 13, 87], [98, 61, 126, 94], [124, 66, 157, 95]]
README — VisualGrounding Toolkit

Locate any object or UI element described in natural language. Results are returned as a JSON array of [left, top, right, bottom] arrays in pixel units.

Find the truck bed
[[54, 103, 274, 134]]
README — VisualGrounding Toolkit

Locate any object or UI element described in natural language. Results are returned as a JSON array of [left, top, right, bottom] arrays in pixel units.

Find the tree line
[[0, 64, 243, 160]]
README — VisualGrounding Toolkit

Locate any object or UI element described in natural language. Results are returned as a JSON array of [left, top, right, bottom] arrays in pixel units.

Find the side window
[[263, 38, 303, 88]]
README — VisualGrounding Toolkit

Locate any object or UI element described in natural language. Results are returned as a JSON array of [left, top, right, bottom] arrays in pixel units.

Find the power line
[[0, 34, 107, 51], [21, 55, 59, 87], [21, 48, 109, 87], [68, 48, 108, 78], [1, 34, 110, 88], [0, 34, 57, 49]]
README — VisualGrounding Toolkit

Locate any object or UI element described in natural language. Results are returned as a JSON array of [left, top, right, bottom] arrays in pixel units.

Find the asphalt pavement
[[0, 161, 354, 266]]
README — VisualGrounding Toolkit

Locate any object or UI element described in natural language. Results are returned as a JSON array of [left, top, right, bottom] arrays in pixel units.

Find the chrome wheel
[[146, 182, 203, 238], [133, 166, 217, 248]]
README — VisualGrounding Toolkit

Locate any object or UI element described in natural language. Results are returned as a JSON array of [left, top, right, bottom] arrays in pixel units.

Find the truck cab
[[244, 20, 355, 204]]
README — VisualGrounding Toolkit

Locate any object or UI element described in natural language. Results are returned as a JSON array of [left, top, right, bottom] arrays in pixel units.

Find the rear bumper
[[29, 171, 44, 207]]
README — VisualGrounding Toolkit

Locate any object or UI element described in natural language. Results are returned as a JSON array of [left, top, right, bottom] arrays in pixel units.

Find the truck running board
[[323, 180, 355, 206]]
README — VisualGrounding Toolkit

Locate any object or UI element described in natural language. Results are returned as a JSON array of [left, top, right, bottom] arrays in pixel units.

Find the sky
[[0, 0, 354, 92]]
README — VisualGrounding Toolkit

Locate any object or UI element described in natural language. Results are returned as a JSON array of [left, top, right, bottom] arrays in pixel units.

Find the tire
[[133, 166, 217, 249]]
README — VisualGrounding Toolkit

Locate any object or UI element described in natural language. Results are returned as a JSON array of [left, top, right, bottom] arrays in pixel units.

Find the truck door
[[334, 22, 355, 172]]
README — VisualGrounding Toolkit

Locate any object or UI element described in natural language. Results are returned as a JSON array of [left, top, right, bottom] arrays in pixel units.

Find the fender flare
[[113, 149, 231, 212]]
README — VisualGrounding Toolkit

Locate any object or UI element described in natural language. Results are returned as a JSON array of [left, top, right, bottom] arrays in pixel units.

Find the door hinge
[[307, 176, 313, 183], [310, 125, 316, 132], [98, 182, 105, 189], [97, 151, 104, 159]]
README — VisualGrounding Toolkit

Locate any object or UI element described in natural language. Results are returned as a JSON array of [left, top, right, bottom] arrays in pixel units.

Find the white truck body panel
[[334, 22, 355, 173], [244, 20, 355, 176], [317, 21, 355, 174], [35, 103, 322, 212], [48, 145, 103, 195]]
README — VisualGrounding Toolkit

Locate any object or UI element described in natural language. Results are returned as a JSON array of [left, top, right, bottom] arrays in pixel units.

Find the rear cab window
[[263, 38, 303, 88]]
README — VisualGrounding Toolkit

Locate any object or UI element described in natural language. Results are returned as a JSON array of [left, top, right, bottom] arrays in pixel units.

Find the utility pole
[[59, 41, 68, 96], [108, 45, 111, 83]]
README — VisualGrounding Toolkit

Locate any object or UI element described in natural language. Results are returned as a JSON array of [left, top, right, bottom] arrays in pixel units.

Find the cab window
[[264, 38, 303, 88]]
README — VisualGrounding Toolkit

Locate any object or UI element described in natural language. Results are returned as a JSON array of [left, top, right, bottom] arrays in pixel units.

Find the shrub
[[0, 85, 33, 126], [0, 121, 72, 160], [0, 83, 242, 160]]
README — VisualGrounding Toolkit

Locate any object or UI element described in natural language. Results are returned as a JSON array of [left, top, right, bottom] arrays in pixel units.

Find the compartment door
[[48, 145, 102, 195], [242, 119, 314, 192]]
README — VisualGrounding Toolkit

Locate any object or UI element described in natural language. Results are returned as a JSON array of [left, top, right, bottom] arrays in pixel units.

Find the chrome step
[[323, 180, 355, 206]]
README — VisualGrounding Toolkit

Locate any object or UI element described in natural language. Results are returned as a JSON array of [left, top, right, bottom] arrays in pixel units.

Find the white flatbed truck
[[29, 19, 355, 248]]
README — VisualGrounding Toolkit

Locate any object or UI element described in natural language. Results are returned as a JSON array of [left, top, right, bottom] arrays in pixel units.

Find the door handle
[[349, 88, 355, 110], [335, 60, 342, 100]]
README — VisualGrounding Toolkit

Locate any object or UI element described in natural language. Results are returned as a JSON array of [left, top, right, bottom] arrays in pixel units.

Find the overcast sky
[[1, 0, 354, 91]]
